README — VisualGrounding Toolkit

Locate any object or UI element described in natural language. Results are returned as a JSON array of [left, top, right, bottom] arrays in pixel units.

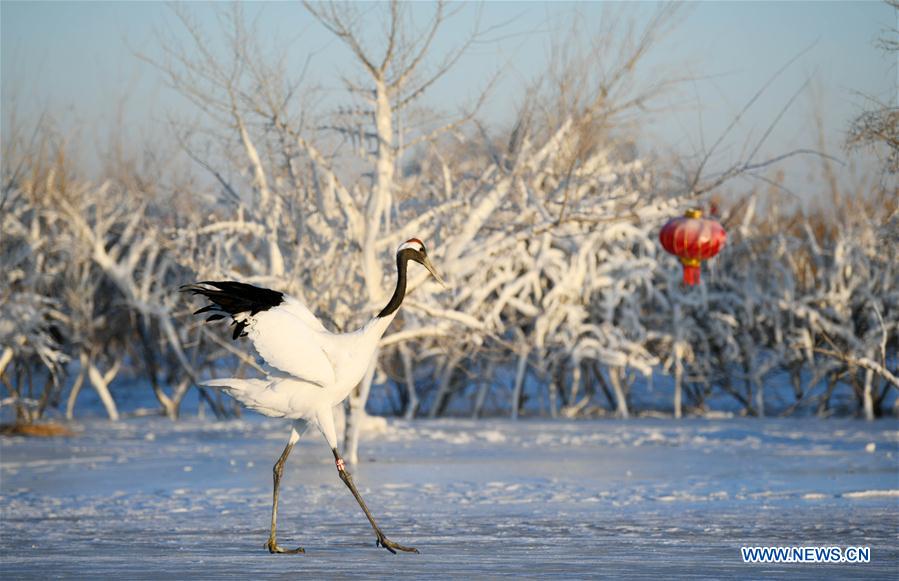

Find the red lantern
[[659, 208, 727, 286]]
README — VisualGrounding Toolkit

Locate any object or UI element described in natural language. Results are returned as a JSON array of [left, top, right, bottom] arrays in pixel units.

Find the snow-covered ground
[[2, 418, 897, 579]]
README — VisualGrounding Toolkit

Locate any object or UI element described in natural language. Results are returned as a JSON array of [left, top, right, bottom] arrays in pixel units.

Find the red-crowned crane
[[181, 238, 444, 555]]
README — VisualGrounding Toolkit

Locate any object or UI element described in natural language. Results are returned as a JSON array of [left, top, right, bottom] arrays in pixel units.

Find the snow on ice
[[2, 417, 897, 579]]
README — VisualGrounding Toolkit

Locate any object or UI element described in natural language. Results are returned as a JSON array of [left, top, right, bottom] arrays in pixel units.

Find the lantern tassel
[[683, 264, 700, 286], [680, 257, 702, 286]]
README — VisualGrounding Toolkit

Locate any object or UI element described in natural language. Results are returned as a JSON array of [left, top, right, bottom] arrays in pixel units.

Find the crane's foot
[[265, 539, 305, 554], [376, 533, 419, 554]]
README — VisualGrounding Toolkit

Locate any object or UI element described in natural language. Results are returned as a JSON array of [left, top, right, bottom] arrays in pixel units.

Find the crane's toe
[[376, 533, 419, 554], [265, 539, 305, 554]]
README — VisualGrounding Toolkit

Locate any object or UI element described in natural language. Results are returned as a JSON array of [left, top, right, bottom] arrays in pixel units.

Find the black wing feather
[[193, 305, 218, 315], [180, 280, 284, 341]]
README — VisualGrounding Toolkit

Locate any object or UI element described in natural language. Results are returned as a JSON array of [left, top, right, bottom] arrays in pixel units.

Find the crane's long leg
[[331, 448, 419, 554], [266, 430, 304, 554]]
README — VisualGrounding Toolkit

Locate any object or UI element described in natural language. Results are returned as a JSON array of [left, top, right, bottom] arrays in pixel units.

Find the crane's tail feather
[[202, 378, 270, 391], [180, 281, 284, 339], [202, 377, 288, 417]]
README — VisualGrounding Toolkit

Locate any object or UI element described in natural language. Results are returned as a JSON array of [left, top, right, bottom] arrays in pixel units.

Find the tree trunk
[[790, 366, 803, 401], [755, 377, 765, 418], [672, 303, 683, 419], [35, 375, 56, 420], [399, 344, 418, 420], [569, 363, 581, 404], [0, 347, 13, 381], [673, 342, 684, 419], [608, 366, 630, 419], [65, 351, 89, 419], [548, 376, 559, 419], [362, 78, 395, 302], [817, 372, 838, 416], [429, 354, 461, 418], [862, 365, 875, 421], [87, 356, 121, 421], [511, 347, 529, 420], [472, 362, 494, 419]]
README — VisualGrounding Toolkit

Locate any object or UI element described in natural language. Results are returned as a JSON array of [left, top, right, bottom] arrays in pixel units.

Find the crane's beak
[[420, 255, 447, 288]]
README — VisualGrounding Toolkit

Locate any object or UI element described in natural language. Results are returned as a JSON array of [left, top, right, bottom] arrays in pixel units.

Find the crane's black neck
[[377, 249, 417, 318]]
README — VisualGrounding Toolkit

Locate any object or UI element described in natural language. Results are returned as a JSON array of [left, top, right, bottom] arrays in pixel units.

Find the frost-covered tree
[[3, 2, 895, 435], [0, 190, 68, 422]]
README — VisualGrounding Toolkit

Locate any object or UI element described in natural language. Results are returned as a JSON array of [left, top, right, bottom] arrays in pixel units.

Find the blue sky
[[2, 1, 895, 201]]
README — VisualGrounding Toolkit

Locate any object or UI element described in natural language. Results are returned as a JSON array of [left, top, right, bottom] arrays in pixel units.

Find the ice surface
[[2, 418, 897, 579]]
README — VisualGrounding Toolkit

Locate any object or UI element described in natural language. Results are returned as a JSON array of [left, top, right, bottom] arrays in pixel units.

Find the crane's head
[[398, 238, 446, 287]]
